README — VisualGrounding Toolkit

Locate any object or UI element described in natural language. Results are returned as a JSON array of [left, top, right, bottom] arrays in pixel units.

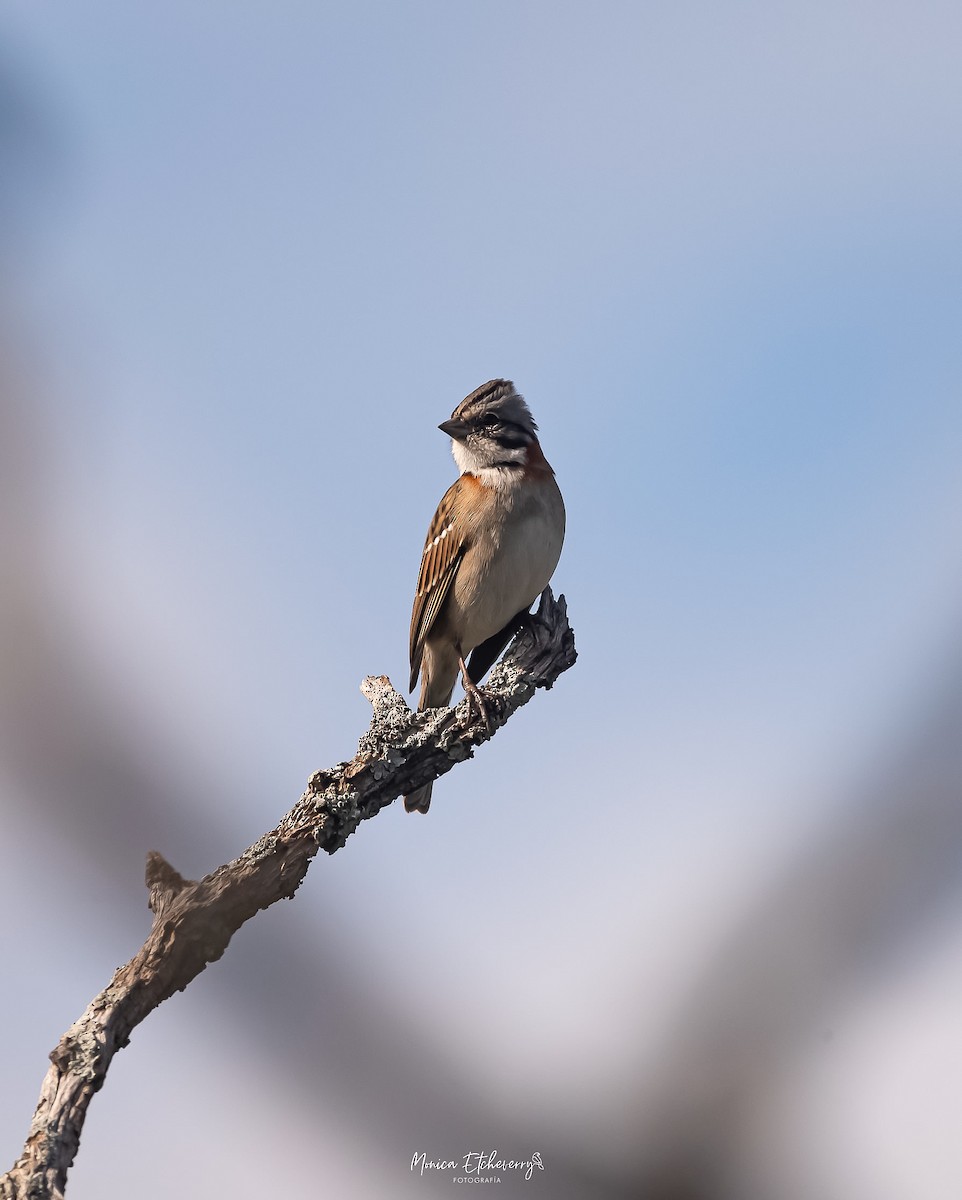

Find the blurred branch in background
[[625, 649, 962, 1200]]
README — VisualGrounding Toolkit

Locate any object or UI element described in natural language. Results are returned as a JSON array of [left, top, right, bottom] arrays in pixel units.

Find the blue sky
[[3, 4, 962, 1197]]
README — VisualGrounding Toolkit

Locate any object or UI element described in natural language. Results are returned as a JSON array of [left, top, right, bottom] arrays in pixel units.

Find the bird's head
[[440, 379, 538, 473]]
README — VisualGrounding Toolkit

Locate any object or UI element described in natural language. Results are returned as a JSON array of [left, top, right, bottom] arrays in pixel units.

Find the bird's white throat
[[451, 439, 527, 482]]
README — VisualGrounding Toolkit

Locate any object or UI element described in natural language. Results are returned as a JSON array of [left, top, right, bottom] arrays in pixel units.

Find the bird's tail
[[403, 655, 456, 814], [404, 782, 433, 815]]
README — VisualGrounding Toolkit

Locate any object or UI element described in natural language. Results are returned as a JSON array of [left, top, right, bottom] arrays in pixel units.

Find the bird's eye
[[480, 414, 498, 427]]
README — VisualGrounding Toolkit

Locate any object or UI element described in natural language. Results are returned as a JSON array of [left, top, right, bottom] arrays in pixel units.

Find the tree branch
[[0, 588, 576, 1200]]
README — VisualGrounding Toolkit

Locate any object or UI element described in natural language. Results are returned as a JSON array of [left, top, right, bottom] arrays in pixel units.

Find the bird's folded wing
[[409, 480, 466, 693], [466, 608, 527, 685]]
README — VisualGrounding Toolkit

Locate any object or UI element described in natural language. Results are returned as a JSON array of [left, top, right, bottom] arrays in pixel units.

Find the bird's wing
[[409, 479, 466, 693]]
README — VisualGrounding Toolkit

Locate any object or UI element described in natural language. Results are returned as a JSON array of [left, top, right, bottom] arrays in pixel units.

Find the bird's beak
[[439, 418, 471, 441]]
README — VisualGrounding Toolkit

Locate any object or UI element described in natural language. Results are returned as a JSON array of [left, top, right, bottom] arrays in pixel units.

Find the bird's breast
[[449, 475, 565, 652]]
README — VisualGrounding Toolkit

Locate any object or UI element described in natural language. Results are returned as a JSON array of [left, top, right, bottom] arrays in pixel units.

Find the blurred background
[[2, 2, 962, 1197]]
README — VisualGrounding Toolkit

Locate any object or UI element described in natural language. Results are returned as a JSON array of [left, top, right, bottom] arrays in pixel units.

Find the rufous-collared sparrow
[[404, 379, 566, 813]]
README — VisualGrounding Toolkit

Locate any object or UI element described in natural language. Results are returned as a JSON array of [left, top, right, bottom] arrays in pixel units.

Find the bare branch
[[0, 588, 576, 1200]]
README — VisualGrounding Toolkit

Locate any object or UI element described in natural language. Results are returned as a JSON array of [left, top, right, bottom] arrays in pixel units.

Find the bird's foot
[[458, 655, 494, 734]]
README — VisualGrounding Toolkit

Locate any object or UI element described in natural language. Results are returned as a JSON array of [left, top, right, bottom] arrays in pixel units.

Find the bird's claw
[[456, 653, 495, 735], [463, 679, 494, 734]]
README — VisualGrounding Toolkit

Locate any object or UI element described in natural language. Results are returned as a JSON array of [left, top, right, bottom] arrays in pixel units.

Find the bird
[[404, 379, 565, 813]]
